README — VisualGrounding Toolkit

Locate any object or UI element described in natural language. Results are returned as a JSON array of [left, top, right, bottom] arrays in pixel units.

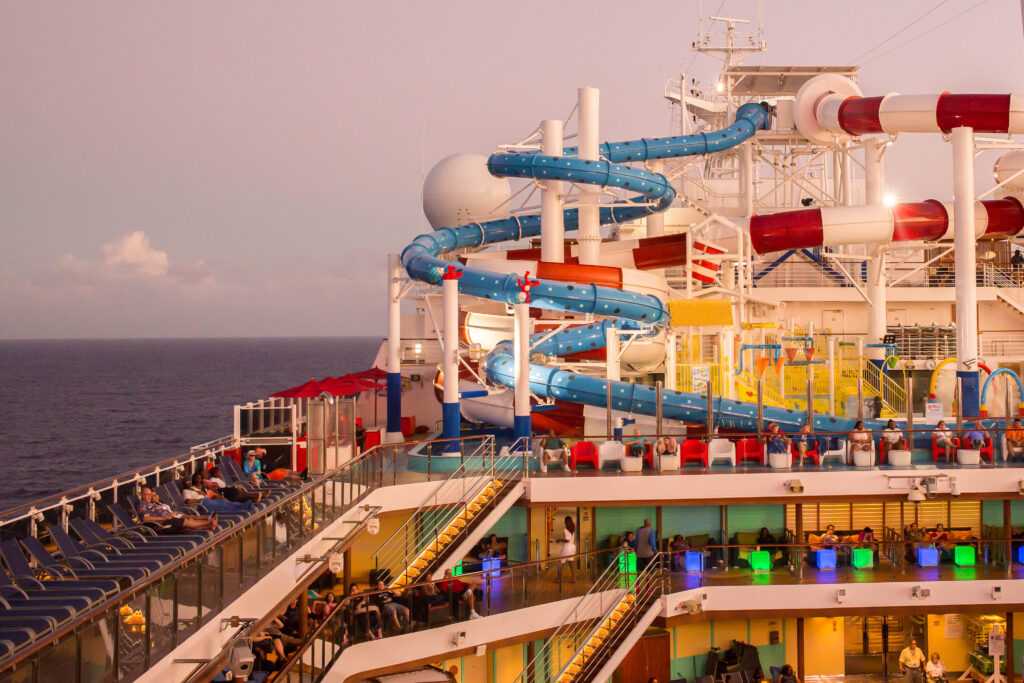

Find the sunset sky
[[3, 1, 1022, 338]]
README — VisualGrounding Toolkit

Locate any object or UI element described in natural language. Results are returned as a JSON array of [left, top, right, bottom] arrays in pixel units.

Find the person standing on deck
[[634, 518, 656, 570], [899, 639, 927, 683]]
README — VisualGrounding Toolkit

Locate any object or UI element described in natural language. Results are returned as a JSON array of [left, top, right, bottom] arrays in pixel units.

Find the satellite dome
[[422, 153, 511, 230]]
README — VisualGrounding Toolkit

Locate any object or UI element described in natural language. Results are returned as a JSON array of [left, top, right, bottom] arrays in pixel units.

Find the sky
[[2, 0, 1023, 339]]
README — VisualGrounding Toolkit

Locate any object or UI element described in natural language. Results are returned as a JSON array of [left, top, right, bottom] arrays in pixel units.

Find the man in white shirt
[[881, 420, 907, 460]]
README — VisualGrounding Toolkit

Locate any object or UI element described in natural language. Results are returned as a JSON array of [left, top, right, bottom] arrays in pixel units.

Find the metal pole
[[513, 302, 531, 441], [706, 381, 714, 437], [655, 381, 663, 435], [385, 254, 404, 441], [541, 119, 565, 263], [952, 126, 981, 417], [857, 378, 864, 421], [606, 381, 613, 438], [442, 271, 461, 453], [906, 376, 914, 451], [647, 159, 666, 237], [577, 87, 601, 265], [806, 370, 814, 427], [756, 378, 764, 435]]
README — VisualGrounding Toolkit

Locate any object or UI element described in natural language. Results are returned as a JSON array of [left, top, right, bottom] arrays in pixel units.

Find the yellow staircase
[[835, 357, 905, 418], [389, 479, 507, 589], [554, 593, 637, 683], [735, 370, 789, 408]]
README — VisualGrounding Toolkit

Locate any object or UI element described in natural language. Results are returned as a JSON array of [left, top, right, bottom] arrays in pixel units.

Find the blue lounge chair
[[0, 539, 120, 596], [18, 536, 134, 589], [48, 526, 158, 579]]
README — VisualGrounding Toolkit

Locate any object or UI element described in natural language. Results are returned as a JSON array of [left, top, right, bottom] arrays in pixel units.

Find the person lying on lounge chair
[[138, 487, 216, 532]]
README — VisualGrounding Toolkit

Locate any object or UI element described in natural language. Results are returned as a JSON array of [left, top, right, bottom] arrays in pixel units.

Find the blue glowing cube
[[917, 546, 938, 567], [813, 548, 837, 570], [1018, 545, 1024, 564], [685, 551, 704, 573], [482, 557, 501, 579]]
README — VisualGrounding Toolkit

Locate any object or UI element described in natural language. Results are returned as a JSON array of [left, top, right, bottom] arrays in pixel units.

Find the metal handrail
[[517, 549, 631, 682], [0, 433, 237, 526], [571, 554, 666, 682], [370, 436, 494, 560]]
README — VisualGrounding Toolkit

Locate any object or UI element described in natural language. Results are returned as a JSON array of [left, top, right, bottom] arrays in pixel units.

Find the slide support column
[[386, 254, 404, 442], [541, 119, 565, 263], [441, 271, 461, 453], [952, 126, 981, 416], [513, 303, 532, 441], [864, 138, 886, 362], [578, 87, 602, 265]]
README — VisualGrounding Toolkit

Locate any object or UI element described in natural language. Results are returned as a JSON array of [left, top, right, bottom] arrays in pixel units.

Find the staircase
[[983, 263, 1024, 318], [835, 357, 905, 418], [372, 446, 526, 588], [518, 553, 666, 683], [735, 370, 789, 408]]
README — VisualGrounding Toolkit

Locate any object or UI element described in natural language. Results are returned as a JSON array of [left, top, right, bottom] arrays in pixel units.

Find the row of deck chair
[[0, 458, 302, 660]]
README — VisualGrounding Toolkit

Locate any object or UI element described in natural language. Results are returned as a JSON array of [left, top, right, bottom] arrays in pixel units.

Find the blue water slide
[[401, 102, 893, 435]]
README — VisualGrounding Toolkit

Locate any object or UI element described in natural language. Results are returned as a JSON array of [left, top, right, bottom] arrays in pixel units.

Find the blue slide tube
[[400, 102, 905, 437]]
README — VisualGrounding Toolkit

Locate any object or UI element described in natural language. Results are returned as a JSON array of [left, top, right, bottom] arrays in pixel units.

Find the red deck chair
[[681, 439, 708, 467], [570, 441, 598, 470], [737, 438, 764, 466], [638, 442, 655, 469], [932, 436, 959, 462], [790, 440, 819, 465]]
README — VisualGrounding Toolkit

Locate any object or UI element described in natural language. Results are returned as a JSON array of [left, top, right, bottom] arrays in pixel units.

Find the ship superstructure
[[5, 5, 1024, 683]]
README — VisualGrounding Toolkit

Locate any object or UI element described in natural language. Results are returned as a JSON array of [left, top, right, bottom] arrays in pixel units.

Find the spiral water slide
[[401, 102, 883, 434]]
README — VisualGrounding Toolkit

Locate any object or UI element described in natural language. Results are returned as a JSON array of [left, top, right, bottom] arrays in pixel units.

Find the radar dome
[[422, 153, 511, 230]]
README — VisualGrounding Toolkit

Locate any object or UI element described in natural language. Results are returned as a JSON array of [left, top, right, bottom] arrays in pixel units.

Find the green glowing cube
[[452, 561, 463, 576], [852, 547, 874, 569], [749, 550, 771, 572], [954, 545, 976, 567], [618, 551, 637, 574]]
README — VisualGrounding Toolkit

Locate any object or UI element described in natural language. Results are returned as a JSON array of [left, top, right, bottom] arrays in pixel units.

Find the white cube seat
[[768, 450, 792, 470], [708, 439, 736, 467], [597, 440, 626, 470], [957, 449, 981, 466], [620, 457, 643, 472], [887, 450, 912, 467]]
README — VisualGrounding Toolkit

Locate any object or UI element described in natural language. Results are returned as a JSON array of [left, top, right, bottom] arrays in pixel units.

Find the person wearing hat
[[244, 448, 307, 484]]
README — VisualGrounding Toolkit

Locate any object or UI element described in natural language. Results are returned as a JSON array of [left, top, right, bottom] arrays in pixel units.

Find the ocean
[[0, 336, 381, 510]]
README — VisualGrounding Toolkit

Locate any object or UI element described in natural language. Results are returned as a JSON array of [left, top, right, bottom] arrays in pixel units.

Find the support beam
[[513, 303, 532, 441], [952, 126, 981, 416], [1007, 612, 1016, 683], [797, 617, 805, 681], [741, 142, 754, 216], [606, 326, 621, 383], [386, 254, 404, 441], [541, 119, 565, 263], [578, 87, 601, 265], [648, 159, 667, 235], [864, 138, 886, 358], [442, 271, 461, 453]]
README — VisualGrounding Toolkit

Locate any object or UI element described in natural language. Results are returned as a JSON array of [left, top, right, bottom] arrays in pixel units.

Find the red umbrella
[[272, 377, 329, 398], [351, 367, 387, 381], [320, 376, 381, 396]]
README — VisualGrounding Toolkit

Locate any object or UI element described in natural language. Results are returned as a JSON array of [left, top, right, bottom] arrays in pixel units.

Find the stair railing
[[371, 435, 528, 586], [516, 551, 666, 683]]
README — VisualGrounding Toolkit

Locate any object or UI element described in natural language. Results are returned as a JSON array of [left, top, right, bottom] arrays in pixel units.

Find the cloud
[[101, 231, 169, 277]]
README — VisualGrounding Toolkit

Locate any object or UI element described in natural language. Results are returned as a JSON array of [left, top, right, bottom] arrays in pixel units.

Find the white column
[[441, 274, 460, 452], [952, 126, 981, 416], [541, 119, 565, 263], [665, 332, 677, 391], [578, 86, 602, 265], [385, 253, 404, 441], [722, 330, 736, 399], [740, 142, 754, 216], [647, 159, 667, 236], [513, 302, 532, 440], [841, 143, 853, 206], [864, 138, 886, 360], [605, 326, 621, 382]]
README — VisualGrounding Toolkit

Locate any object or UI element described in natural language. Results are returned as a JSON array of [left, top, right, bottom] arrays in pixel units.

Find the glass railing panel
[[221, 536, 243, 605], [80, 613, 116, 683], [117, 591, 149, 680], [35, 630, 77, 683], [175, 559, 201, 644], [148, 575, 176, 665]]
